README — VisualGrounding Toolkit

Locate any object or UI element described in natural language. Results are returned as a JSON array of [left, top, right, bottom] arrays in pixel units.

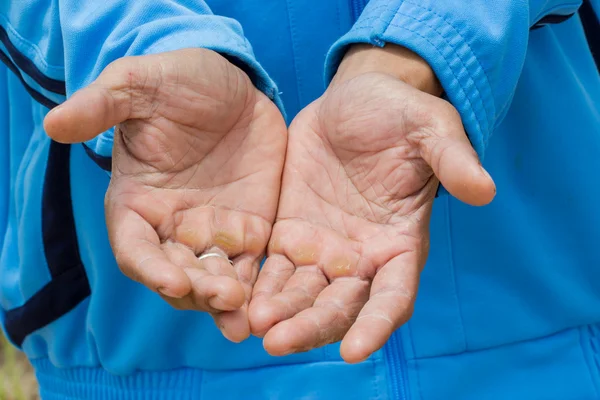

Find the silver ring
[[197, 252, 234, 266]]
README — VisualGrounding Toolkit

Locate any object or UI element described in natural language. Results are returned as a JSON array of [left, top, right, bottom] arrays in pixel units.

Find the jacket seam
[[284, 0, 304, 110], [370, 357, 382, 400], [409, 324, 598, 362], [351, 3, 401, 30], [444, 196, 468, 352], [352, 4, 391, 29], [372, 1, 403, 36], [32, 357, 365, 374], [0, 14, 64, 72], [407, 323, 423, 400], [578, 326, 600, 398]]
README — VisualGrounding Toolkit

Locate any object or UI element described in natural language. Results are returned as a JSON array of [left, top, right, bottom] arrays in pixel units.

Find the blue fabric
[[58, 0, 285, 160], [33, 354, 388, 400], [326, 0, 583, 158], [0, 0, 598, 399], [407, 324, 600, 400]]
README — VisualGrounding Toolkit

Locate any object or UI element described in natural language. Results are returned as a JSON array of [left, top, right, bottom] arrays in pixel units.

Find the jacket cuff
[[325, 0, 495, 159]]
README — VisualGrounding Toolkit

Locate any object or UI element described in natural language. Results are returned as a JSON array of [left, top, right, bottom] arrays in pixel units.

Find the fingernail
[[481, 166, 493, 181], [354, 355, 370, 363], [157, 287, 183, 299], [220, 330, 236, 342], [219, 327, 243, 343]]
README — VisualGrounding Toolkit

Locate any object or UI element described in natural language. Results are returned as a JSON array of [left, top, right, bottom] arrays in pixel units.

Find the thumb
[[43, 58, 146, 144], [418, 102, 496, 206]]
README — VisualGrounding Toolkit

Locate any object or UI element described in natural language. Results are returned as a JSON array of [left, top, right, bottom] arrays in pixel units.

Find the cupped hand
[[44, 49, 287, 342], [249, 69, 495, 362]]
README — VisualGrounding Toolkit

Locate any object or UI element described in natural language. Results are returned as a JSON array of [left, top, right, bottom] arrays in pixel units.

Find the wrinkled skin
[[44, 49, 287, 342], [45, 50, 494, 359], [249, 72, 495, 362]]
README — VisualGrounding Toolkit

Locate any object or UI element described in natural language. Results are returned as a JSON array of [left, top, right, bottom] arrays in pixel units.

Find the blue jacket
[[0, 0, 599, 399]]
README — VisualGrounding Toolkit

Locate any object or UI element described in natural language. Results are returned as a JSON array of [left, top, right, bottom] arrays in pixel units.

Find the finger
[[159, 294, 197, 311], [174, 209, 267, 305], [186, 267, 246, 311], [251, 255, 295, 303], [212, 304, 251, 343], [418, 101, 496, 206], [166, 244, 250, 342], [249, 261, 328, 337], [43, 57, 147, 143], [43, 84, 128, 143], [107, 206, 191, 298], [232, 256, 261, 303], [340, 252, 420, 363], [195, 246, 238, 279], [160, 241, 244, 311], [158, 268, 245, 312], [262, 278, 370, 356]]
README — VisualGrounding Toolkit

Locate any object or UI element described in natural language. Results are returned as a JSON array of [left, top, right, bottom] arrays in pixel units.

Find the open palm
[[249, 72, 495, 362], [44, 49, 287, 342]]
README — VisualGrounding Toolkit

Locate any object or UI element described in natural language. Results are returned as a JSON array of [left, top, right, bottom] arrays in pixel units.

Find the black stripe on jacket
[[0, 43, 90, 346], [579, 0, 600, 72]]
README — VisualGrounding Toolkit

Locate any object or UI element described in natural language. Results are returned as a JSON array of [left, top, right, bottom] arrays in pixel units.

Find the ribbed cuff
[[33, 358, 204, 400]]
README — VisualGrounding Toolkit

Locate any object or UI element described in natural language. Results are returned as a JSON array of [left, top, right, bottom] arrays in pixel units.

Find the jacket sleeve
[[325, 0, 582, 158], [58, 0, 282, 167]]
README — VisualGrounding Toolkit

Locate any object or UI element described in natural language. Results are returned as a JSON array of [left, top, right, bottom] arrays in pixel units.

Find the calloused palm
[[44, 49, 287, 342], [249, 72, 495, 362]]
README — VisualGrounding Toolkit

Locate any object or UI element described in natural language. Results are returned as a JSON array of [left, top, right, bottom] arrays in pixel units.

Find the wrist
[[332, 44, 443, 96]]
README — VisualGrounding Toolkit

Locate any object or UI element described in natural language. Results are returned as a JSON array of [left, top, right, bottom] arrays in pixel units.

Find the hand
[[248, 45, 495, 362], [44, 49, 287, 342]]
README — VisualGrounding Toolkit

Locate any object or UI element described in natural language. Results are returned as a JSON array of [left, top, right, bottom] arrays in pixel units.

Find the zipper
[[349, 0, 368, 23], [384, 330, 409, 400]]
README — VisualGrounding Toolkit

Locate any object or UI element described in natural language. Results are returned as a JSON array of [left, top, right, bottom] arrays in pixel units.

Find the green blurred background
[[0, 334, 38, 400]]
